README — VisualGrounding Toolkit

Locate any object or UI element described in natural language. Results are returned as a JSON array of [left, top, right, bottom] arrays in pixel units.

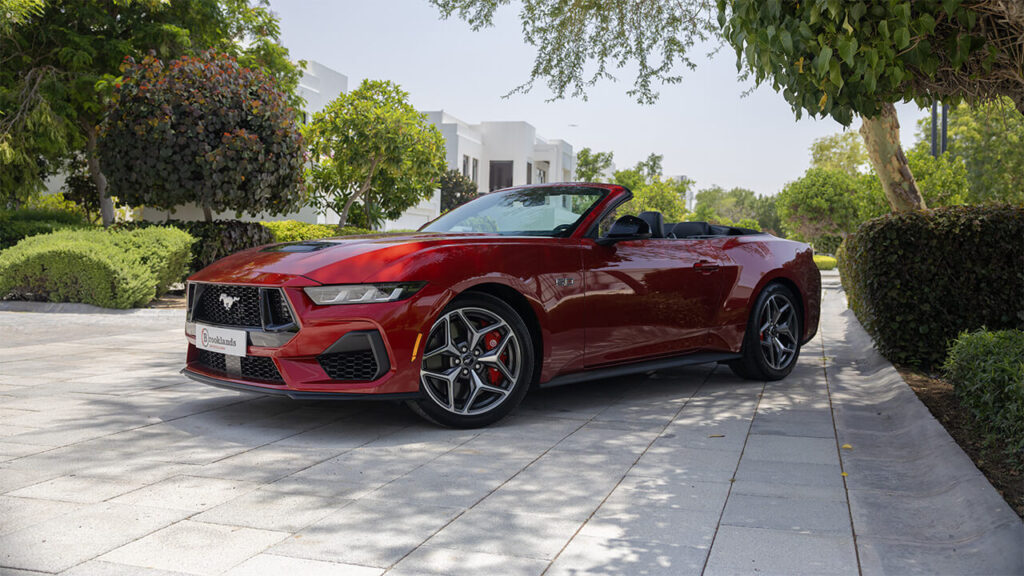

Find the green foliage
[[612, 168, 646, 193], [718, 0, 1010, 126], [439, 169, 479, 212], [0, 226, 194, 308], [944, 329, 1024, 460], [838, 205, 1024, 368], [112, 227, 194, 295], [810, 131, 868, 176], [430, 0, 716, 104], [115, 219, 273, 271], [914, 98, 1024, 205], [260, 220, 372, 242], [100, 51, 305, 219], [623, 176, 690, 222], [575, 147, 614, 182], [813, 254, 838, 270], [777, 168, 860, 245], [1, 0, 303, 212], [0, 207, 89, 249], [304, 79, 447, 228]]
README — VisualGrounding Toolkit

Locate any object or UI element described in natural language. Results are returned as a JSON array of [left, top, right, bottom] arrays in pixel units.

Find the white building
[[425, 111, 576, 194]]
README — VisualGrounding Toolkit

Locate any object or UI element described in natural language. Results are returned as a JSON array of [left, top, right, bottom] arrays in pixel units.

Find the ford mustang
[[182, 183, 820, 427]]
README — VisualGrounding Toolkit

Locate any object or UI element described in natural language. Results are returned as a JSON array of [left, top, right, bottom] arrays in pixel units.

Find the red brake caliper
[[484, 330, 504, 385]]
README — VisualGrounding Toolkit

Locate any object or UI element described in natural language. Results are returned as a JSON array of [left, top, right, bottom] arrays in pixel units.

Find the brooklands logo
[[219, 293, 240, 311], [201, 327, 209, 347]]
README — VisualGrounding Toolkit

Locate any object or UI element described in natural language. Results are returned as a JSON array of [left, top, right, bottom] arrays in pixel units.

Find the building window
[[489, 161, 513, 191], [471, 158, 479, 183], [538, 168, 547, 184], [462, 155, 470, 178], [526, 162, 533, 185]]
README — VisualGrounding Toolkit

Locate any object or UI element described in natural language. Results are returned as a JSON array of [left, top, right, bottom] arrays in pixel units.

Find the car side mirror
[[596, 215, 652, 246]]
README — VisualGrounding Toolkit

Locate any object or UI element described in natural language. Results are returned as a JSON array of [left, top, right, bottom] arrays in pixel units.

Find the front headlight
[[304, 282, 427, 305]]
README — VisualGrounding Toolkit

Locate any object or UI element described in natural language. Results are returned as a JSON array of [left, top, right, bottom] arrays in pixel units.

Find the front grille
[[241, 356, 283, 382], [193, 285, 261, 327], [266, 289, 293, 325], [193, 349, 283, 382], [196, 349, 226, 372], [319, 350, 379, 381]]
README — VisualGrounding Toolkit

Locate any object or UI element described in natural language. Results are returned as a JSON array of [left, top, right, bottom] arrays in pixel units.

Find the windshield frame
[[419, 185, 614, 238]]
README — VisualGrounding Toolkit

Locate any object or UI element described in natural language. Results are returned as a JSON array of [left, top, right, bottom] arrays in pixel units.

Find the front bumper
[[183, 279, 444, 397]]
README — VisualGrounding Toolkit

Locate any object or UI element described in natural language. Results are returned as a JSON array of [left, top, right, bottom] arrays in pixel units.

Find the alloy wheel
[[759, 293, 798, 370]]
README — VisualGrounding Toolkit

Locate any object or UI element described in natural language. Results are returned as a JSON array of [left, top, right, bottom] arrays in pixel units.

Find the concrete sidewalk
[[0, 283, 1020, 575]]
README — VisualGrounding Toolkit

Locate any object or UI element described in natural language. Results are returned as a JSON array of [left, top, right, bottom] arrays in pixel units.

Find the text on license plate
[[195, 324, 247, 357]]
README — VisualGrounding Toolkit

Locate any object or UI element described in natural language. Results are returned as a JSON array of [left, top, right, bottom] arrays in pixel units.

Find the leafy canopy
[[777, 167, 860, 246], [99, 51, 306, 218], [810, 131, 868, 176], [574, 147, 614, 182], [440, 169, 479, 212], [718, 0, 1024, 126], [304, 79, 447, 228]]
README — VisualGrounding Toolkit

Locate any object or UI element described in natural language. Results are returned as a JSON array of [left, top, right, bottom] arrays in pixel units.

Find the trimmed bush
[[838, 204, 1024, 368], [813, 255, 837, 270], [944, 329, 1024, 459], [0, 208, 90, 249], [0, 230, 156, 308], [261, 220, 373, 242], [111, 227, 194, 295], [114, 220, 273, 271]]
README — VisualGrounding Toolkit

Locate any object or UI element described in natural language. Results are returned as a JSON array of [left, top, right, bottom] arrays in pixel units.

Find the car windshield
[[422, 186, 608, 237]]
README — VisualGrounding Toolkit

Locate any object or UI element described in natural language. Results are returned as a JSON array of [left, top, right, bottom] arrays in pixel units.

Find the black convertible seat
[[638, 211, 665, 238], [670, 221, 711, 238]]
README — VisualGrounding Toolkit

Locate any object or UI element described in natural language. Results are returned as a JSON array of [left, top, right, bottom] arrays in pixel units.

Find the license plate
[[195, 324, 247, 357]]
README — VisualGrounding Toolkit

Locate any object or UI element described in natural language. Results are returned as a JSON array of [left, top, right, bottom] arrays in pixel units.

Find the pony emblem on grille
[[219, 293, 240, 311]]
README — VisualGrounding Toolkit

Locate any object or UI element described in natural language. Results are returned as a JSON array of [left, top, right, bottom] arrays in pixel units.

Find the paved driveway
[[0, 280, 1020, 575]]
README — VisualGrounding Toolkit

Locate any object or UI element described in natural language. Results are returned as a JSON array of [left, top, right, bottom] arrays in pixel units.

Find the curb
[[0, 301, 186, 317]]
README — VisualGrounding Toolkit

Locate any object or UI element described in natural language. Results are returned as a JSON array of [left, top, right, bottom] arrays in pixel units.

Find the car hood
[[189, 232, 505, 285]]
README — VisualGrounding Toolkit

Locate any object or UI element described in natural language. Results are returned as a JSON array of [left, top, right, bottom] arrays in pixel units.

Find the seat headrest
[[670, 221, 711, 238], [637, 211, 665, 238]]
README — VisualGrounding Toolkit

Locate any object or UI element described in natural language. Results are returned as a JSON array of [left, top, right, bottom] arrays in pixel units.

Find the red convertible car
[[183, 183, 820, 427]]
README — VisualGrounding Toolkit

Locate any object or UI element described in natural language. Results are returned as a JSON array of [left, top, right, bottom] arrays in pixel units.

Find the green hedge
[[813, 255, 837, 270], [944, 329, 1024, 459], [114, 220, 273, 271], [261, 220, 372, 242], [0, 208, 90, 249], [838, 204, 1024, 368], [0, 227, 195, 308], [110, 227, 194, 295]]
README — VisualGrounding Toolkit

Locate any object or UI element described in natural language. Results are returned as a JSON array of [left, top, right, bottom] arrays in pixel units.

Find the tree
[[1, 0, 302, 225], [304, 79, 447, 228], [810, 131, 868, 176], [431, 1, 1022, 214], [856, 149, 970, 221], [439, 169, 479, 211], [913, 97, 1024, 205], [621, 176, 691, 223], [719, 0, 1024, 212], [99, 52, 306, 221], [777, 168, 860, 252], [575, 147, 614, 182], [635, 153, 664, 182]]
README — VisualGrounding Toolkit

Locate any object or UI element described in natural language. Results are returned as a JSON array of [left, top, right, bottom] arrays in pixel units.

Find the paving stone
[[629, 446, 741, 484], [582, 507, 721, 549], [0, 503, 188, 573], [546, 534, 708, 576], [190, 444, 339, 484], [193, 489, 351, 532], [598, 475, 732, 515], [110, 475, 259, 512], [365, 451, 534, 508], [0, 495, 81, 536], [741, 434, 839, 466], [100, 520, 288, 575], [720, 493, 852, 535], [9, 474, 144, 504], [60, 560, 193, 575], [425, 508, 581, 561], [703, 525, 858, 576], [222, 554, 382, 576], [732, 458, 846, 499], [749, 408, 836, 438], [856, 522, 1024, 576], [389, 546, 547, 576], [271, 499, 461, 567]]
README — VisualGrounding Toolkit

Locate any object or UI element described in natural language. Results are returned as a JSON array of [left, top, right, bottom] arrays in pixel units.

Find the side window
[[596, 198, 637, 236]]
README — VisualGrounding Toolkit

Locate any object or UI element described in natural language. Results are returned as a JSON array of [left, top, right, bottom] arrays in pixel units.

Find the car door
[[581, 235, 728, 367]]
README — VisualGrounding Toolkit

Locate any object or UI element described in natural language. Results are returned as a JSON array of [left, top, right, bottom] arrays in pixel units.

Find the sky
[[267, 0, 930, 196]]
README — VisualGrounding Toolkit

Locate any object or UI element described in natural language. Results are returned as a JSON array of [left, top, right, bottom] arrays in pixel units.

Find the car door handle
[[694, 260, 719, 273]]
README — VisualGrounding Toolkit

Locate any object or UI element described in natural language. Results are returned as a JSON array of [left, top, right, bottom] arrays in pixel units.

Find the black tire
[[728, 283, 802, 381], [411, 292, 535, 428]]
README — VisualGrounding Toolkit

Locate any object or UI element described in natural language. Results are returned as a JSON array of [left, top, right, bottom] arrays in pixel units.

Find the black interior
[[637, 214, 761, 239]]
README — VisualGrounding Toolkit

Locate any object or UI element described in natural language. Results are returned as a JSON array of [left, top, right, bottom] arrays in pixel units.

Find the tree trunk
[[337, 191, 361, 228], [202, 204, 213, 222], [85, 125, 115, 226], [859, 102, 926, 211]]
